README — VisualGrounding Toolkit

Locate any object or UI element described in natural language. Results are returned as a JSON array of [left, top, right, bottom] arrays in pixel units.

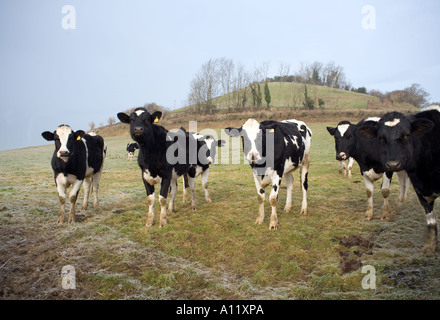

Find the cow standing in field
[[327, 119, 410, 221], [357, 107, 440, 255], [117, 108, 197, 227], [225, 118, 312, 230], [42, 125, 106, 224], [126, 142, 139, 160], [182, 133, 225, 204]]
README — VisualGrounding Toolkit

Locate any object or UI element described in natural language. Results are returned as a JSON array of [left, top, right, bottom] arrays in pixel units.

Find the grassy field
[[1, 121, 440, 300]]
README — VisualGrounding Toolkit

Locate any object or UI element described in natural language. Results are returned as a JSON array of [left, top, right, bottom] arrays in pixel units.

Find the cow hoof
[[206, 198, 212, 204], [365, 211, 373, 221], [422, 245, 437, 257], [300, 209, 307, 215], [284, 206, 291, 214], [255, 218, 263, 225], [159, 219, 167, 228], [57, 218, 65, 224], [269, 224, 278, 230]]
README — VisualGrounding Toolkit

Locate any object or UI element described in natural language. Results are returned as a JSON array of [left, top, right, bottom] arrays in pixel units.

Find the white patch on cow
[[421, 105, 440, 113], [365, 117, 380, 122], [427, 212, 437, 226], [337, 124, 350, 137], [363, 169, 383, 181], [242, 118, 262, 162], [143, 169, 161, 185], [135, 109, 145, 116], [284, 157, 296, 174], [56, 125, 73, 160], [385, 118, 401, 127]]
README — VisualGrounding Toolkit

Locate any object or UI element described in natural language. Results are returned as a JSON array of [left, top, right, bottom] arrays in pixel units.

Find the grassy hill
[[96, 82, 418, 139]]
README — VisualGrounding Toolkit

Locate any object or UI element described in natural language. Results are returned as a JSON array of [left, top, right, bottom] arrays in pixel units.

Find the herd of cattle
[[41, 106, 440, 255]]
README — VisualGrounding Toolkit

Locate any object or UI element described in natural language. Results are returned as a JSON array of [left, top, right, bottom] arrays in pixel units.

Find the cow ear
[[42, 131, 55, 141], [224, 127, 242, 137], [151, 111, 162, 123], [411, 118, 434, 137], [356, 125, 377, 139], [263, 123, 277, 133], [117, 112, 130, 124], [326, 127, 336, 136], [217, 139, 226, 147], [75, 130, 85, 140]]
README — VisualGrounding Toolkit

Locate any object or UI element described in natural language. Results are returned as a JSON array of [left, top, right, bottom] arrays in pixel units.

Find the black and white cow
[[182, 133, 225, 204], [126, 142, 139, 160], [327, 119, 410, 221], [42, 125, 106, 224], [117, 108, 197, 228], [225, 118, 312, 230], [357, 106, 440, 255]]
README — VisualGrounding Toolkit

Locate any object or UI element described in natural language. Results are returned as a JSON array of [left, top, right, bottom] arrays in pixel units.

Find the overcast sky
[[1, 0, 439, 151]]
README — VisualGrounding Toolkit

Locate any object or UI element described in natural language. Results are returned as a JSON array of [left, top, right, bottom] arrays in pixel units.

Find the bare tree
[[89, 121, 95, 132]]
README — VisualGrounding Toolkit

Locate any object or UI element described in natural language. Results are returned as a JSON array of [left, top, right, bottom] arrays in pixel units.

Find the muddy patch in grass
[[333, 235, 378, 274]]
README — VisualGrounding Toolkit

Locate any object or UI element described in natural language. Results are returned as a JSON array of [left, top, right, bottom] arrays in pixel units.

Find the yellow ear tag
[[154, 117, 159, 123], [77, 136, 82, 141], [269, 129, 275, 133]]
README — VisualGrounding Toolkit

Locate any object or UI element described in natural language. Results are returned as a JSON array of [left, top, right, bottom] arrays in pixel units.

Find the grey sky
[[1, 0, 439, 151]]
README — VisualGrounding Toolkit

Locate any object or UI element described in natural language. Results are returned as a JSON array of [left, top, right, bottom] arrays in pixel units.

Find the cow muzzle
[[133, 127, 144, 136], [386, 160, 402, 172], [337, 152, 347, 161], [58, 151, 70, 162], [247, 152, 262, 163]]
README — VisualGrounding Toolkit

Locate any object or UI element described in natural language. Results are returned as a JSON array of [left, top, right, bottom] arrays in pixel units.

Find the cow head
[[327, 121, 357, 161], [42, 125, 85, 162], [199, 135, 225, 164], [357, 111, 434, 171], [117, 108, 162, 143], [225, 118, 276, 165]]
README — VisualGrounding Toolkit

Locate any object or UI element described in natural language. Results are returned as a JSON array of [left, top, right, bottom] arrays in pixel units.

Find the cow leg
[[91, 170, 103, 210], [362, 174, 375, 221], [81, 177, 91, 211], [159, 179, 172, 228], [201, 168, 212, 203], [347, 158, 354, 179], [55, 174, 67, 224], [168, 177, 178, 214], [284, 172, 293, 213], [143, 179, 155, 227], [253, 174, 265, 225], [396, 171, 411, 204], [182, 174, 188, 203], [380, 173, 392, 220], [67, 179, 83, 224], [269, 174, 282, 230], [416, 192, 438, 256], [300, 156, 310, 215], [187, 166, 197, 211]]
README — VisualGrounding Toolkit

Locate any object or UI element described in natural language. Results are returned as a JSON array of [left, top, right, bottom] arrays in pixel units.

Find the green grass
[[1, 122, 440, 300]]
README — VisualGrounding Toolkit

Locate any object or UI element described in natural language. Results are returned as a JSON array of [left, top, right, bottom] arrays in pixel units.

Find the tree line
[[187, 58, 432, 114]]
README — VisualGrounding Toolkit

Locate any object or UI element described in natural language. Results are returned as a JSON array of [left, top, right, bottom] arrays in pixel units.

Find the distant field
[[1, 122, 439, 300]]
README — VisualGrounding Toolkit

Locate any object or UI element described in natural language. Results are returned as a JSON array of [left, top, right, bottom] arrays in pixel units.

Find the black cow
[[225, 118, 312, 230], [357, 107, 440, 255], [42, 125, 106, 224], [117, 108, 197, 227], [327, 119, 410, 221], [126, 142, 139, 160], [182, 133, 225, 204]]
